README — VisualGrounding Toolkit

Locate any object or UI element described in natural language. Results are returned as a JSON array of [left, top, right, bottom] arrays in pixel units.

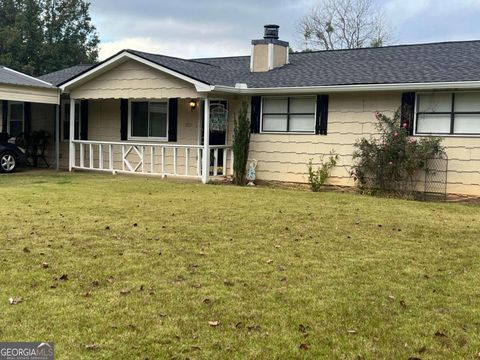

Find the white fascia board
[[213, 81, 480, 94], [60, 51, 212, 93]]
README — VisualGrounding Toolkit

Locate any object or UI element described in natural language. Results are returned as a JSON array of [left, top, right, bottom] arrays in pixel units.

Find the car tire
[[0, 151, 17, 173]]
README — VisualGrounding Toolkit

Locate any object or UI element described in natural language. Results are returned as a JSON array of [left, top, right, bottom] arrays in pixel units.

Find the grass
[[0, 171, 480, 359]]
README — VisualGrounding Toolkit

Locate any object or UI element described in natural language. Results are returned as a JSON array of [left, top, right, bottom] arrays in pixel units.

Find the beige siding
[[252, 45, 269, 72], [59, 90, 480, 196], [273, 44, 287, 68], [70, 60, 200, 100], [0, 84, 59, 104], [247, 92, 480, 196]]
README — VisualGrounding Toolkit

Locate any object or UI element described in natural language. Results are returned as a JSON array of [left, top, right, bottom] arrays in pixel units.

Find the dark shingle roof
[[38, 64, 94, 86], [194, 40, 480, 88], [41, 40, 480, 89], [0, 66, 55, 88]]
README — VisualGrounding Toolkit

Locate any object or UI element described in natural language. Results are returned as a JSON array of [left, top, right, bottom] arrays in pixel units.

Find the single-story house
[[5, 24, 480, 196], [0, 66, 60, 167]]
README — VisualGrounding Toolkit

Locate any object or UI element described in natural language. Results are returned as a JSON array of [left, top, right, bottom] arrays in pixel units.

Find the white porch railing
[[71, 140, 233, 179]]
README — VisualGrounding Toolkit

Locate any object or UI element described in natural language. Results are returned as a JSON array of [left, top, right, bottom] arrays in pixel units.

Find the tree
[[42, 0, 99, 74], [0, 0, 99, 76], [298, 0, 390, 51], [232, 101, 251, 185]]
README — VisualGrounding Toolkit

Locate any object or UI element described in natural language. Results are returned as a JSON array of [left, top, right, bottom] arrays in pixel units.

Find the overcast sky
[[90, 0, 480, 60]]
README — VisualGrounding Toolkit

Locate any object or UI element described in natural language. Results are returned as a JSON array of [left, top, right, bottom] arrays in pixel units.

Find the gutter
[[212, 81, 480, 94]]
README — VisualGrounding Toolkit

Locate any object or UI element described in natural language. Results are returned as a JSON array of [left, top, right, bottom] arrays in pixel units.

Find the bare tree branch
[[298, 0, 391, 51]]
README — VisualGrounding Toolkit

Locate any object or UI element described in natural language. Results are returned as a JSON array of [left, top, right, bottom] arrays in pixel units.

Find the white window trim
[[128, 99, 169, 141], [260, 95, 317, 135], [7, 101, 25, 137], [61, 99, 81, 142], [414, 91, 480, 138]]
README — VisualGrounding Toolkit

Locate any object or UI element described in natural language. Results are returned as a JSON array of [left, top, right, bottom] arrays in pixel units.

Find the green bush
[[352, 110, 444, 195], [307, 152, 339, 192], [232, 100, 251, 185]]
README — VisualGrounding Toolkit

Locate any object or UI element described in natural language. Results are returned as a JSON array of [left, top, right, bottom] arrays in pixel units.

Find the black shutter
[[168, 98, 178, 142], [316, 95, 329, 135], [24, 102, 32, 135], [1, 100, 7, 134], [120, 99, 128, 140], [250, 96, 261, 133], [80, 100, 89, 140], [401, 92, 416, 135]]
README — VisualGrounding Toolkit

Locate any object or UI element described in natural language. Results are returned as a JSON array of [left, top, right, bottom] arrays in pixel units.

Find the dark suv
[[0, 132, 27, 173]]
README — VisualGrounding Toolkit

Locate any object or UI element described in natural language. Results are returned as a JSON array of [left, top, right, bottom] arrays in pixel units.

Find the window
[[262, 96, 316, 133], [62, 100, 81, 141], [130, 101, 168, 139], [8, 102, 24, 138], [416, 92, 480, 135]]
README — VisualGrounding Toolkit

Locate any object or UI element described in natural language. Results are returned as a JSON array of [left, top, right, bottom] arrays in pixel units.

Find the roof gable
[[61, 51, 213, 93]]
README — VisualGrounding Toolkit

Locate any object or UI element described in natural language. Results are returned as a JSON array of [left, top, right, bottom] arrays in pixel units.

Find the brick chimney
[[250, 25, 289, 72]]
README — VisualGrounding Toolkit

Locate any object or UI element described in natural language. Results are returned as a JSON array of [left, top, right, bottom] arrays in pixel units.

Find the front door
[[202, 100, 228, 167]]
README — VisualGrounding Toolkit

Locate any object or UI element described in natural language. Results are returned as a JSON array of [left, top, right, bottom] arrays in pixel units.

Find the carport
[[0, 66, 60, 169]]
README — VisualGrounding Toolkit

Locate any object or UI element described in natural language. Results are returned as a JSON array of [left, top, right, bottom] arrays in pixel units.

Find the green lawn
[[0, 171, 479, 359]]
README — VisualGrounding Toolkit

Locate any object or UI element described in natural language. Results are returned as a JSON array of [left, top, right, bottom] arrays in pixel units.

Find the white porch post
[[202, 98, 210, 184], [68, 98, 75, 171], [55, 104, 60, 171]]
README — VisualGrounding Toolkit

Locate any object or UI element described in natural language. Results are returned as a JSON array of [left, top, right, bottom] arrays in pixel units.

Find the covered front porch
[[66, 98, 234, 183], [59, 53, 238, 183]]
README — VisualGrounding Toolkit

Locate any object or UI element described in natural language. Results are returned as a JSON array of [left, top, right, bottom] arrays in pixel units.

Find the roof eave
[[213, 81, 480, 94]]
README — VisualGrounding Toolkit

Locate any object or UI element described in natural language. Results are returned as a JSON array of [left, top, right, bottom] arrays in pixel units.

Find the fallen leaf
[[208, 321, 219, 327], [203, 298, 212, 305], [299, 324, 308, 334], [347, 330, 357, 334], [435, 330, 447, 338], [8, 297, 23, 305], [106, 277, 114, 283], [191, 346, 201, 351], [92, 280, 100, 287], [400, 300, 407, 309], [133, 223, 138, 227], [120, 288, 131, 295], [85, 344, 97, 350], [388, 295, 395, 300], [266, 259, 274, 264], [105, 226, 110, 230], [59, 274, 68, 281], [23, 247, 31, 253], [299, 343, 310, 350], [235, 322, 243, 329], [42, 262, 49, 269], [83, 291, 92, 298], [223, 280, 234, 286]]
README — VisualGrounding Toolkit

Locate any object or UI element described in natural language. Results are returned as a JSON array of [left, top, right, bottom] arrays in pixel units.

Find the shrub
[[352, 110, 444, 195], [232, 100, 251, 185], [307, 152, 339, 192]]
